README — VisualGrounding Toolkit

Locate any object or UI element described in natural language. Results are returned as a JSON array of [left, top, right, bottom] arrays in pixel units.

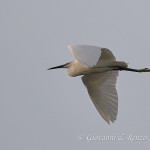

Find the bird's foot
[[137, 68, 150, 72]]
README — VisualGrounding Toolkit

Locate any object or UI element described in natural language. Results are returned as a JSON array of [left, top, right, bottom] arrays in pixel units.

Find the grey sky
[[0, 0, 150, 149]]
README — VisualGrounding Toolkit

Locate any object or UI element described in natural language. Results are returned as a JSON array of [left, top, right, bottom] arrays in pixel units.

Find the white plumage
[[68, 45, 102, 67], [48, 45, 150, 124], [82, 71, 118, 124], [69, 45, 119, 123]]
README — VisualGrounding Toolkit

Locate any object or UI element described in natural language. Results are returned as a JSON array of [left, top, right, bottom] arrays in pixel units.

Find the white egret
[[48, 45, 150, 124]]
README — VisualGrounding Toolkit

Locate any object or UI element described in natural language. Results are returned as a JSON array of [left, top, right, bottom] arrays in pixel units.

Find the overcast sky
[[1, 0, 150, 149]]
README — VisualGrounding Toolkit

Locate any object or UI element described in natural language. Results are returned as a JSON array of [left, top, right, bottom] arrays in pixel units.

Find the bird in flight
[[48, 45, 150, 124]]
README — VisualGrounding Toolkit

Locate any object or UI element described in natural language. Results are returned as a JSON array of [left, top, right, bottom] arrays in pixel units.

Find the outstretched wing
[[68, 45, 116, 68], [82, 71, 119, 124], [99, 48, 116, 61], [68, 45, 102, 68]]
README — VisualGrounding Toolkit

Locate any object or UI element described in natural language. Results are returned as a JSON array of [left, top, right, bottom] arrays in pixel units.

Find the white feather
[[68, 45, 102, 68], [98, 48, 116, 61], [82, 71, 119, 124]]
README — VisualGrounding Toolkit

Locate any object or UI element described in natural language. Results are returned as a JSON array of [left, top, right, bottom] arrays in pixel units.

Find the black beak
[[47, 62, 70, 70], [47, 64, 65, 70]]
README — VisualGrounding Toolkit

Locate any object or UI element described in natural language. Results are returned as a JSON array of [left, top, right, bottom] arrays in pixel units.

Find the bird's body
[[67, 60, 128, 77], [48, 45, 150, 124]]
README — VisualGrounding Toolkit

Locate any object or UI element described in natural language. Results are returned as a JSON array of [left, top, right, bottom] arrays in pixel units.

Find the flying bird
[[48, 45, 150, 124]]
